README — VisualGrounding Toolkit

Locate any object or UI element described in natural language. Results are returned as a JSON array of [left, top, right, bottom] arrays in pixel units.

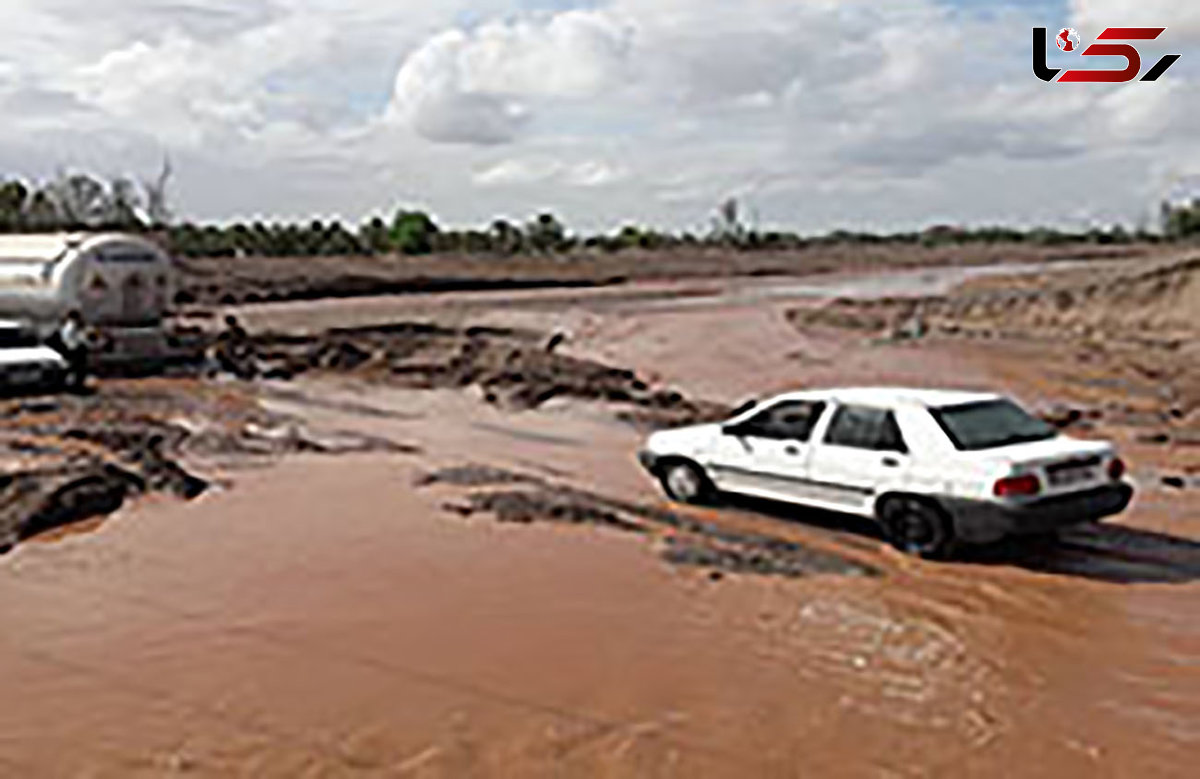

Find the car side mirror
[[723, 423, 748, 438]]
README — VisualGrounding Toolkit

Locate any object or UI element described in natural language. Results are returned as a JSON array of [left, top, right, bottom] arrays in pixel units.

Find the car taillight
[[1108, 457, 1126, 481], [994, 473, 1042, 497]]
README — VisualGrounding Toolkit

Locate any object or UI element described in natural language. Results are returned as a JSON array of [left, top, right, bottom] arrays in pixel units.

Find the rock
[[545, 332, 568, 353], [887, 314, 927, 341]]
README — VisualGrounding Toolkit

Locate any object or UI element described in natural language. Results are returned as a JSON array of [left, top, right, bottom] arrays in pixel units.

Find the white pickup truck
[[638, 388, 1133, 558]]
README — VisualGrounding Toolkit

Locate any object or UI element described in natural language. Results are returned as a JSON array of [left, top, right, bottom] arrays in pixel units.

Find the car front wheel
[[879, 497, 957, 560], [659, 460, 714, 505]]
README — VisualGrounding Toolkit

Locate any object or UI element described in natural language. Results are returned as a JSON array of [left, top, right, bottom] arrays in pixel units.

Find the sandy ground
[[1, 258, 1198, 777]]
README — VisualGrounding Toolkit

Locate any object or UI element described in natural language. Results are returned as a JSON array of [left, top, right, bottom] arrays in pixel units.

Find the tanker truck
[[0, 233, 179, 371]]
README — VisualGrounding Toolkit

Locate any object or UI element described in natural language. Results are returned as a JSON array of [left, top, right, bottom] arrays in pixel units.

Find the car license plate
[[1049, 466, 1096, 487]]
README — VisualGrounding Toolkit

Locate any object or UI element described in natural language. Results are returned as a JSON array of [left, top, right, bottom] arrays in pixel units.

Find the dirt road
[[2, 262, 1197, 777]]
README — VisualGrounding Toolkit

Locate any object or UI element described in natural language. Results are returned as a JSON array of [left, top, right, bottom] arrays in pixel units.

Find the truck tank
[[0, 233, 178, 365]]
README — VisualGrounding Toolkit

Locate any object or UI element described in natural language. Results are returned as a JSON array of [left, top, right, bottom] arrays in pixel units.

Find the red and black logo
[[1034, 27, 1181, 83]]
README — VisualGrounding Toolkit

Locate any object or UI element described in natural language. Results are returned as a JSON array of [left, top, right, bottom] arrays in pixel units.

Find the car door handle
[[882, 456, 901, 468], [784, 445, 802, 457]]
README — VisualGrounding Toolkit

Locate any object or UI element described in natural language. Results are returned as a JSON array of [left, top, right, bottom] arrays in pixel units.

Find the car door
[[706, 400, 827, 502], [805, 404, 910, 514]]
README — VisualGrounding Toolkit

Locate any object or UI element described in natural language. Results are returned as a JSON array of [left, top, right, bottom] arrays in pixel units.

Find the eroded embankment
[[218, 322, 730, 429], [0, 381, 414, 553], [790, 255, 1200, 347]]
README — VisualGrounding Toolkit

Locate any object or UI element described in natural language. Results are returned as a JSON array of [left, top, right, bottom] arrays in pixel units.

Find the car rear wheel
[[659, 460, 714, 505], [880, 497, 957, 560]]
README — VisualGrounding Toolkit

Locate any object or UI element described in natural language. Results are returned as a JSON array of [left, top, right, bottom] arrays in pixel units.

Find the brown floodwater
[[3, 270, 1199, 777]]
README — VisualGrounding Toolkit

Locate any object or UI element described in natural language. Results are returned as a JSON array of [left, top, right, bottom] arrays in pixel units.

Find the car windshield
[[929, 399, 1057, 451]]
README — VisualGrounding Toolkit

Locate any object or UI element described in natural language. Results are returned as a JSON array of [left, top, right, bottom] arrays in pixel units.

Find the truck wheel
[[659, 461, 714, 505], [879, 497, 957, 560]]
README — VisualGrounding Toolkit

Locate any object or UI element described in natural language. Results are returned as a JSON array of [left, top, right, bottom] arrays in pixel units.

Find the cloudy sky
[[0, 0, 1197, 232]]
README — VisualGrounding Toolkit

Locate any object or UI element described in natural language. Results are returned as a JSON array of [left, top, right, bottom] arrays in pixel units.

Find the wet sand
[[3, 264, 1199, 777]]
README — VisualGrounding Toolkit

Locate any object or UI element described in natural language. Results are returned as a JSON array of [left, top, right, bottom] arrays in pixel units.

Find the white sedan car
[[0, 320, 69, 392], [639, 388, 1133, 558]]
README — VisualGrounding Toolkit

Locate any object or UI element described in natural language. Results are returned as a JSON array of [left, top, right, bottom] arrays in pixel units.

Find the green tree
[[1163, 200, 1200, 239], [24, 189, 62, 230], [526, 212, 567, 253], [0, 180, 29, 231], [489, 219, 524, 254], [390, 210, 439, 255], [359, 216, 392, 254]]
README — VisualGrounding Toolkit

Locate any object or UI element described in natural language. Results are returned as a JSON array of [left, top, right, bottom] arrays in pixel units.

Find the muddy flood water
[[2, 266, 1198, 777]]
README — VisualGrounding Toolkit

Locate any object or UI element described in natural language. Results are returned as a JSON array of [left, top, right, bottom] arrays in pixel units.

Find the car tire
[[879, 497, 958, 560], [658, 460, 715, 506]]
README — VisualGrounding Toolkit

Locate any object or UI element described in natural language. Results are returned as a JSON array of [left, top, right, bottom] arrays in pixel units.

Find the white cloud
[[0, 0, 1195, 233], [388, 11, 631, 144], [1072, 1, 1200, 40], [474, 157, 628, 188]]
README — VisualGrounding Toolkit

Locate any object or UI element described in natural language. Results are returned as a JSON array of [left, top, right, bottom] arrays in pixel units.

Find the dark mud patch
[[0, 464, 138, 552], [417, 465, 541, 489], [661, 535, 867, 579], [424, 466, 878, 580], [445, 490, 647, 534], [59, 427, 211, 499]]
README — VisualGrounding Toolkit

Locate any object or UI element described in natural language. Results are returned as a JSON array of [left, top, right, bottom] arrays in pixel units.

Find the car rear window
[[929, 399, 1057, 451], [824, 406, 907, 453]]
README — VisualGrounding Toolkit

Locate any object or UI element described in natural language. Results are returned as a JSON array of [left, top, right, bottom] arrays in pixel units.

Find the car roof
[[767, 387, 1001, 409]]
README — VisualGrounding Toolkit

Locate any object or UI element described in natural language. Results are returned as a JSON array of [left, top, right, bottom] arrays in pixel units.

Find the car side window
[[737, 401, 827, 442], [824, 405, 908, 453]]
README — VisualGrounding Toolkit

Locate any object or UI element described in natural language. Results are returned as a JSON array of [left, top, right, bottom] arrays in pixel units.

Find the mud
[[0, 312, 725, 551], [0, 381, 419, 553], [427, 466, 879, 580], [3, 260, 1199, 777], [217, 322, 729, 428], [0, 307, 727, 552]]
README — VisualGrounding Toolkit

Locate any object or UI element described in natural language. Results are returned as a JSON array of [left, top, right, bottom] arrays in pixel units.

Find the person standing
[[54, 311, 91, 391]]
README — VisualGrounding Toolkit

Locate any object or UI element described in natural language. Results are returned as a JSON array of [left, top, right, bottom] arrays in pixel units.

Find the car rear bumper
[[943, 483, 1134, 543]]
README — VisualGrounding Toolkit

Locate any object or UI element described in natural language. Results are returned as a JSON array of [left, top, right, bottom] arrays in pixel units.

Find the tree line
[[1, 171, 1198, 259]]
